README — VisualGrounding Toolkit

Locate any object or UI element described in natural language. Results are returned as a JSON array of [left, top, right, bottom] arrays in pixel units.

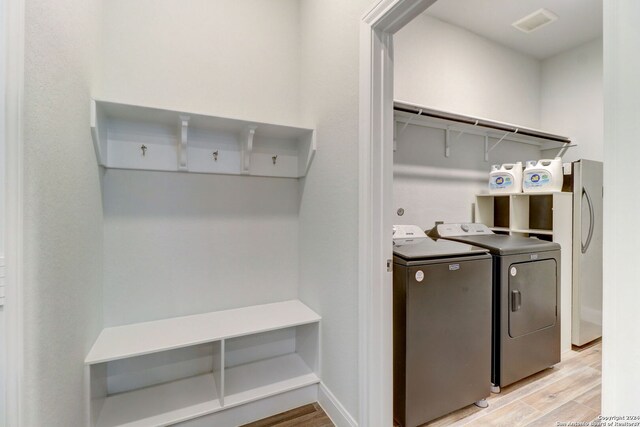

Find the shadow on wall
[[102, 169, 302, 218], [394, 124, 543, 173], [393, 123, 545, 229]]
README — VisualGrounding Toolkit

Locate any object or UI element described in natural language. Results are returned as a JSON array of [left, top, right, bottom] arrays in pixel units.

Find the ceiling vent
[[512, 8, 558, 33]]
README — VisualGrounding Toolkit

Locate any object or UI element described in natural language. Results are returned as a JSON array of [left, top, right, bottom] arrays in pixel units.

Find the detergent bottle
[[489, 162, 523, 194], [522, 158, 564, 193]]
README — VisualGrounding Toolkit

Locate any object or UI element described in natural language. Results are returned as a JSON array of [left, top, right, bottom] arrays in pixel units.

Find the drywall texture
[[22, 0, 103, 425], [297, 0, 371, 422], [394, 14, 542, 129], [602, 0, 640, 414], [99, 0, 301, 126], [393, 14, 544, 229], [541, 38, 603, 163], [393, 125, 542, 229], [98, 0, 304, 322], [103, 170, 300, 326]]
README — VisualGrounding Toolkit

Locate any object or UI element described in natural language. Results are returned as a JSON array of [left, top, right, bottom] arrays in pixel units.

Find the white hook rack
[[179, 115, 190, 171], [241, 125, 257, 174], [90, 99, 315, 178]]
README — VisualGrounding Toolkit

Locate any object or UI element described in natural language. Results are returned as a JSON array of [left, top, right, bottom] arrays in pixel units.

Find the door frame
[[3, 0, 25, 424], [358, 1, 435, 425]]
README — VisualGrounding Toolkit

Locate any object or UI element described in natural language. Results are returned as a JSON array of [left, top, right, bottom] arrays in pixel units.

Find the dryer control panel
[[429, 223, 494, 238]]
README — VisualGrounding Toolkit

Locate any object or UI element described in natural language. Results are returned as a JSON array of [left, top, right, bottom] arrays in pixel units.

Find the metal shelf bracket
[[445, 126, 465, 158], [178, 115, 190, 171]]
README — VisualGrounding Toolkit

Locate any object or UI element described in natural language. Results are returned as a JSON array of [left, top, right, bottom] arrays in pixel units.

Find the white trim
[[358, 1, 436, 426], [0, 255, 5, 306], [3, 0, 25, 423], [318, 383, 358, 427]]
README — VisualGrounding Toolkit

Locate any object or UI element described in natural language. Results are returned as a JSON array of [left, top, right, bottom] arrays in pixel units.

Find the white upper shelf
[[85, 300, 321, 365], [91, 99, 316, 178], [394, 100, 574, 154]]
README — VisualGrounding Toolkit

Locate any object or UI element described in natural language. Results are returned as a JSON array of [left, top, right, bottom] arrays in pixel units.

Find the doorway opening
[[361, 0, 603, 425]]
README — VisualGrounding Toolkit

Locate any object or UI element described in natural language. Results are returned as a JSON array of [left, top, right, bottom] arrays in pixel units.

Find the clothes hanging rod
[[394, 101, 571, 145]]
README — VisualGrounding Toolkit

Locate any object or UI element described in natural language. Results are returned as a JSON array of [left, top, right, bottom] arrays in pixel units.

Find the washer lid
[[393, 237, 488, 260], [441, 234, 560, 256]]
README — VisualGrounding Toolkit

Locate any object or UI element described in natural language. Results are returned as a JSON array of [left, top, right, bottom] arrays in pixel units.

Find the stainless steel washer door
[[508, 259, 557, 338]]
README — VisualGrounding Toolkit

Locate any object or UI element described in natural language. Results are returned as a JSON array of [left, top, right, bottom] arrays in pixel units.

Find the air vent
[[512, 8, 558, 33]]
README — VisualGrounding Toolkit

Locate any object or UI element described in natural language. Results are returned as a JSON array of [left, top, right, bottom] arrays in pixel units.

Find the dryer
[[393, 225, 493, 426], [429, 223, 561, 392]]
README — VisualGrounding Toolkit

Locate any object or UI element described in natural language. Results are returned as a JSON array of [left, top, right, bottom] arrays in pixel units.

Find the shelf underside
[[394, 101, 572, 151]]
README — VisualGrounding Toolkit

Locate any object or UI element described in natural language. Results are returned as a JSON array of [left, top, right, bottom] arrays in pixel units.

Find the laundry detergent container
[[489, 162, 523, 194], [523, 158, 563, 193]]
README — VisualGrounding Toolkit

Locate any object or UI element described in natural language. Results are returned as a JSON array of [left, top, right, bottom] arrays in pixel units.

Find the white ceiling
[[425, 0, 602, 59]]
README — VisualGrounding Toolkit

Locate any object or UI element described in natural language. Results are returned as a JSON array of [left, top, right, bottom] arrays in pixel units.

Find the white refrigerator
[[572, 159, 603, 346]]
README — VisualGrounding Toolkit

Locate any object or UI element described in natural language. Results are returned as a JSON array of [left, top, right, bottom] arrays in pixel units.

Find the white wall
[[602, 0, 640, 414], [394, 14, 542, 129], [297, 0, 372, 422], [99, 0, 304, 328], [21, 0, 103, 424], [394, 125, 541, 229], [99, 0, 301, 126], [541, 38, 603, 163], [393, 14, 543, 228], [103, 170, 300, 326], [0, 0, 6, 421]]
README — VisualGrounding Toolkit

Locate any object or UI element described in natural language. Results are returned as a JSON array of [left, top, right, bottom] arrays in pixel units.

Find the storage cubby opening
[[474, 197, 494, 227], [105, 343, 218, 395], [493, 196, 510, 228], [89, 342, 223, 427], [223, 323, 319, 407], [529, 195, 554, 231]]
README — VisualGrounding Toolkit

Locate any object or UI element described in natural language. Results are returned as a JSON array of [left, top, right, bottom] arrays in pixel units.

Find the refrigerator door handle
[[582, 188, 595, 254]]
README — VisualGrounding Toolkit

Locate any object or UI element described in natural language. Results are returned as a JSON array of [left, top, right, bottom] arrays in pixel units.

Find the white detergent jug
[[523, 158, 563, 193], [489, 162, 523, 194]]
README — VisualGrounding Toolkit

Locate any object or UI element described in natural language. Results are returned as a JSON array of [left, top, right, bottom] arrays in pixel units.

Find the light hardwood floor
[[425, 340, 602, 426], [241, 403, 334, 427], [248, 340, 601, 427]]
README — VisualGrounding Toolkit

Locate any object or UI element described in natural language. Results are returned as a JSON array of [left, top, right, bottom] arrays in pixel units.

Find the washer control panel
[[393, 224, 427, 239], [431, 223, 493, 237]]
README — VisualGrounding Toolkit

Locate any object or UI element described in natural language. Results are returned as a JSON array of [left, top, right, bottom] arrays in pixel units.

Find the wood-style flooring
[[247, 340, 601, 427], [241, 403, 334, 427], [424, 340, 602, 426]]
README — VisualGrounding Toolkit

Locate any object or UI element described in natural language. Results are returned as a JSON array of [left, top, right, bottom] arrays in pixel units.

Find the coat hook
[[272, 155, 278, 165], [141, 144, 147, 156], [213, 150, 219, 161]]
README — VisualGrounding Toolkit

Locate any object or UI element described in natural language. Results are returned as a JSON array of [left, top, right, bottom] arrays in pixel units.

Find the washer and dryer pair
[[393, 223, 561, 427]]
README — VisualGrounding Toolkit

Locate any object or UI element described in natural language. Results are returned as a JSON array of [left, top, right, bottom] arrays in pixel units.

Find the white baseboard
[[318, 382, 358, 427]]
